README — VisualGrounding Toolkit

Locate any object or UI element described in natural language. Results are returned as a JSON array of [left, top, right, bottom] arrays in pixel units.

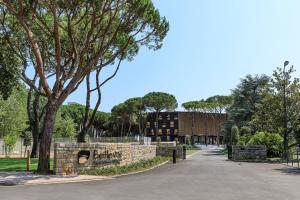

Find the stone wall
[[54, 143, 156, 176], [156, 145, 184, 159], [232, 145, 267, 161], [131, 144, 156, 163]]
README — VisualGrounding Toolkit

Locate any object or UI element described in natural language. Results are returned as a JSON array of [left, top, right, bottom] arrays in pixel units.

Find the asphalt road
[[1, 150, 300, 200]]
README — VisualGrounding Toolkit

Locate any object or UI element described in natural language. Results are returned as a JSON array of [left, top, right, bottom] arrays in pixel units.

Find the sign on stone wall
[[93, 149, 123, 165], [54, 143, 156, 176], [231, 145, 267, 161]]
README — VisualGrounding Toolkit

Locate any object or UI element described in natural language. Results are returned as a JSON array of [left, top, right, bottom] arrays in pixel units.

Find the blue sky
[[66, 0, 300, 112]]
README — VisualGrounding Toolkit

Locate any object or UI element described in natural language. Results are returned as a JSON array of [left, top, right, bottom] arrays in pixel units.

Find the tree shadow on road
[[274, 167, 300, 176], [201, 150, 225, 156]]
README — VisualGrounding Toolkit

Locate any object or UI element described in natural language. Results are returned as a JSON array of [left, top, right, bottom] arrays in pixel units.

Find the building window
[[154, 122, 158, 128], [174, 115, 178, 120], [170, 121, 174, 128], [151, 129, 154, 135], [158, 129, 162, 135], [146, 122, 150, 128], [162, 121, 166, 128], [158, 115, 162, 120], [174, 129, 178, 135], [166, 129, 170, 135], [167, 114, 170, 120]]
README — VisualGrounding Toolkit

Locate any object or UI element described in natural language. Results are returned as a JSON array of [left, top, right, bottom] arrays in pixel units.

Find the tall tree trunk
[[37, 101, 58, 174], [128, 120, 132, 136], [138, 111, 142, 135], [155, 111, 159, 141], [121, 120, 124, 138], [78, 71, 102, 143], [32, 90, 42, 157], [31, 128, 40, 158], [78, 127, 88, 143], [191, 112, 195, 145], [27, 86, 42, 158]]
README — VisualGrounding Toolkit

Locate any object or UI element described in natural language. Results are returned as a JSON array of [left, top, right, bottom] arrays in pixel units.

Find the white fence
[[0, 136, 152, 157], [0, 139, 32, 157]]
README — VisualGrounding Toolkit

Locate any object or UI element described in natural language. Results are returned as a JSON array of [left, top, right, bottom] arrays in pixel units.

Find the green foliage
[[182, 96, 231, 113], [0, 86, 27, 148], [294, 129, 300, 145], [60, 103, 110, 134], [230, 125, 239, 145], [3, 134, 18, 153], [247, 132, 283, 157], [0, 39, 22, 100], [22, 131, 32, 147], [206, 95, 232, 113], [124, 97, 145, 114], [182, 101, 201, 111], [143, 92, 178, 112], [253, 65, 300, 140], [60, 104, 86, 126], [184, 144, 200, 150], [93, 112, 111, 131], [54, 113, 76, 139], [237, 135, 251, 146], [223, 74, 270, 142], [80, 156, 169, 176], [240, 126, 252, 136], [111, 102, 134, 135]]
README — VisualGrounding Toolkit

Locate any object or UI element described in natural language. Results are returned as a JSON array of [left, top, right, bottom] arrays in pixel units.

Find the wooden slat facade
[[145, 112, 227, 144], [178, 112, 227, 136]]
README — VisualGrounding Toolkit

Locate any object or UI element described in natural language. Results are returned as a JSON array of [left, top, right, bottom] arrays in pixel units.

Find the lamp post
[[283, 61, 289, 161]]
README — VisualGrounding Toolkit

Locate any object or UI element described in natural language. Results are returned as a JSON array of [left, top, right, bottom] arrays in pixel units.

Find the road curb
[[186, 150, 200, 159], [0, 160, 170, 186], [111, 160, 170, 178]]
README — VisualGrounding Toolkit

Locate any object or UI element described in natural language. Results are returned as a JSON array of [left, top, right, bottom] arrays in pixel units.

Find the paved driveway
[[1, 150, 300, 200]]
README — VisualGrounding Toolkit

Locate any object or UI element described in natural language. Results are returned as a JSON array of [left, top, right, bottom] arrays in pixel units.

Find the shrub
[[237, 134, 251, 146], [3, 134, 19, 154], [247, 132, 283, 157], [22, 131, 32, 147], [231, 125, 240, 145], [80, 156, 169, 176], [240, 126, 252, 136], [54, 114, 76, 139]]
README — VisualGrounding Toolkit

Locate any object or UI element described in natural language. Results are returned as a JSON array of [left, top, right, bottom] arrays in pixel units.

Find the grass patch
[[220, 148, 228, 155], [0, 158, 53, 172], [80, 156, 170, 176], [185, 145, 200, 155], [267, 157, 282, 162], [186, 149, 199, 155]]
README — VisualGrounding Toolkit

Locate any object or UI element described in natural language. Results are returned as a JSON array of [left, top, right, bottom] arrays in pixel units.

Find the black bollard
[[173, 149, 176, 164], [183, 146, 186, 160]]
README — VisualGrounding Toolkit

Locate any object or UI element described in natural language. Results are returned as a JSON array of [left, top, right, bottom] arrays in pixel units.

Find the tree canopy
[[143, 92, 178, 113]]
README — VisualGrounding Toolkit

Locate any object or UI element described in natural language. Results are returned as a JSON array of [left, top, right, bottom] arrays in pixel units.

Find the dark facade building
[[145, 112, 227, 144]]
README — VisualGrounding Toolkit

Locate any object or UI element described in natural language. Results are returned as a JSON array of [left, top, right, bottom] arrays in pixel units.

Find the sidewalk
[[0, 172, 112, 186]]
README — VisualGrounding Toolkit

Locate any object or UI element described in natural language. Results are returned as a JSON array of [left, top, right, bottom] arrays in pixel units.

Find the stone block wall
[[54, 143, 156, 176], [232, 145, 267, 161], [156, 145, 184, 159], [130, 144, 156, 163]]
